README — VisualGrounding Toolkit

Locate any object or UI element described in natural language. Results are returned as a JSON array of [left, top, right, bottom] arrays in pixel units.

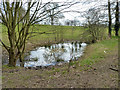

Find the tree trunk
[[51, 16, 54, 25], [115, 0, 119, 36], [20, 54, 24, 67], [115, 28, 119, 36], [8, 50, 16, 67], [108, 0, 112, 37]]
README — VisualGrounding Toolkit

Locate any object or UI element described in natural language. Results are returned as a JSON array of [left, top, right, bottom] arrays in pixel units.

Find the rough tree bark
[[115, 0, 119, 36], [108, 0, 112, 38], [0, 2, 32, 67]]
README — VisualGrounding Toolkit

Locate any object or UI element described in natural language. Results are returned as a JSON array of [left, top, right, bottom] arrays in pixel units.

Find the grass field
[[1, 24, 119, 45], [1, 24, 85, 46]]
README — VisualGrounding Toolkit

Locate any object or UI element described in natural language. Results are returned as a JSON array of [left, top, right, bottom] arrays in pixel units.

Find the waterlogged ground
[[2, 38, 118, 88], [3, 42, 87, 67], [24, 42, 87, 67]]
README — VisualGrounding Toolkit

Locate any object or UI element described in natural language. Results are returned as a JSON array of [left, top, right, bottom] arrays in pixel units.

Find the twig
[[109, 68, 118, 72]]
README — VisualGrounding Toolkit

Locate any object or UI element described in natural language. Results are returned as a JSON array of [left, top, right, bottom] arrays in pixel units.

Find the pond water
[[24, 42, 87, 67]]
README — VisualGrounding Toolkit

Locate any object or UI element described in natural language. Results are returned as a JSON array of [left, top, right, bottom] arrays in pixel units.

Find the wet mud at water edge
[[23, 42, 87, 67]]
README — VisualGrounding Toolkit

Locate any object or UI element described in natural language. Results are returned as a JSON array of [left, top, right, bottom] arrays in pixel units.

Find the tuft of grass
[[0, 76, 5, 80], [2, 65, 19, 69], [62, 70, 67, 74], [56, 59, 64, 62], [32, 57, 39, 61], [46, 68, 60, 75], [20, 75, 31, 81], [79, 58, 94, 66], [54, 68, 60, 73], [26, 57, 39, 62]]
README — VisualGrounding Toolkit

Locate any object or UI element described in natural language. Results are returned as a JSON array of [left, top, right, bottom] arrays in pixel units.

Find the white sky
[[25, 0, 119, 24], [58, 0, 119, 24], [1, 0, 119, 24]]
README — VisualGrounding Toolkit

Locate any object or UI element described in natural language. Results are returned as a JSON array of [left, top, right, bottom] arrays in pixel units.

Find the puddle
[[24, 42, 87, 67]]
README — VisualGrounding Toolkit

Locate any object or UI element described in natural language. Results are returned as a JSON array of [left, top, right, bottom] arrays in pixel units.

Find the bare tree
[[82, 8, 106, 43], [65, 19, 70, 26], [0, 1, 78, 67], [43, 2, 65, 25], [114, 0, 119, 36], [108, 0, 112, 37]]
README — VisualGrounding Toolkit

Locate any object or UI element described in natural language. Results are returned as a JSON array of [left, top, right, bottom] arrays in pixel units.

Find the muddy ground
[[2, 46, 118, 88]]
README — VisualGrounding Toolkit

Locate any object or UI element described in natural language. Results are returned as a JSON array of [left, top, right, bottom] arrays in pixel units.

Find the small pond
[[23, 42, 87, 67]]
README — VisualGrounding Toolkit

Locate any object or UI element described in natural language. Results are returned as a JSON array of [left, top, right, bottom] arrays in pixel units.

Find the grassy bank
[[2, 37, 118, 88], [1, 24, 84, 45], [78, 36, 118, 66]]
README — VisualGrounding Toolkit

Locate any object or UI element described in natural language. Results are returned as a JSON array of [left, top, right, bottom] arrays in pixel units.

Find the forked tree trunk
[[8, 50, 16, 67]]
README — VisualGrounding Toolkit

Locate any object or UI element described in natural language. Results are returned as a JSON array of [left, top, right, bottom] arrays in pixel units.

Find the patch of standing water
[[24, 42, 87, 67]]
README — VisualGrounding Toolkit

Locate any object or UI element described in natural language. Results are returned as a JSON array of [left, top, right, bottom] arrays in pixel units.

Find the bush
[[80, 25, 108, 43]]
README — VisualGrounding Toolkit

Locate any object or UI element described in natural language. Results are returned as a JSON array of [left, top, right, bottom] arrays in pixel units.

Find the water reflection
[[24, 42, 87, 67]]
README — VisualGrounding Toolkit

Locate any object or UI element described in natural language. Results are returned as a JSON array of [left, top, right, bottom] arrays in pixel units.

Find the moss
[[56, 59, 64, 62]]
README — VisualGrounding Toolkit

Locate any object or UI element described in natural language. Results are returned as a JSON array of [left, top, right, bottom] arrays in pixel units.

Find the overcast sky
[[8, 0, 108, 20], [54, 0, 109, 24], [58, 0, 118, 24], [2, 0, 119, 24], [34, 0, 118, 25]]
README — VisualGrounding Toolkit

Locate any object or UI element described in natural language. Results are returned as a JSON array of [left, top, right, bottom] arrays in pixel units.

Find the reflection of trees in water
[[43, 47, 65, 64], [61, 45, 64, 49], [43, 42, 82, 64], [70, 42, 81, 60]]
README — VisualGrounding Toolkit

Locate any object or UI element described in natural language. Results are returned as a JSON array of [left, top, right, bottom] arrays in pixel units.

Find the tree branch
[[0, 39, 9, 52]]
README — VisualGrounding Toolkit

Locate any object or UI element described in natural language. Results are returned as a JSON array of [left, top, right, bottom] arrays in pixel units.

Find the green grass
[[2, 65, 19, 69], [78, 37, 118, 67], [28, 25, 85, 44], [1, 24, 85, 46], [0, 76, 5, 80], [68, 36, 118, 69]]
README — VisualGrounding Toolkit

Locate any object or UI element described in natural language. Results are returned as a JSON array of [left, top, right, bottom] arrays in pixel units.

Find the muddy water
[[24, 42, 87, 67]]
